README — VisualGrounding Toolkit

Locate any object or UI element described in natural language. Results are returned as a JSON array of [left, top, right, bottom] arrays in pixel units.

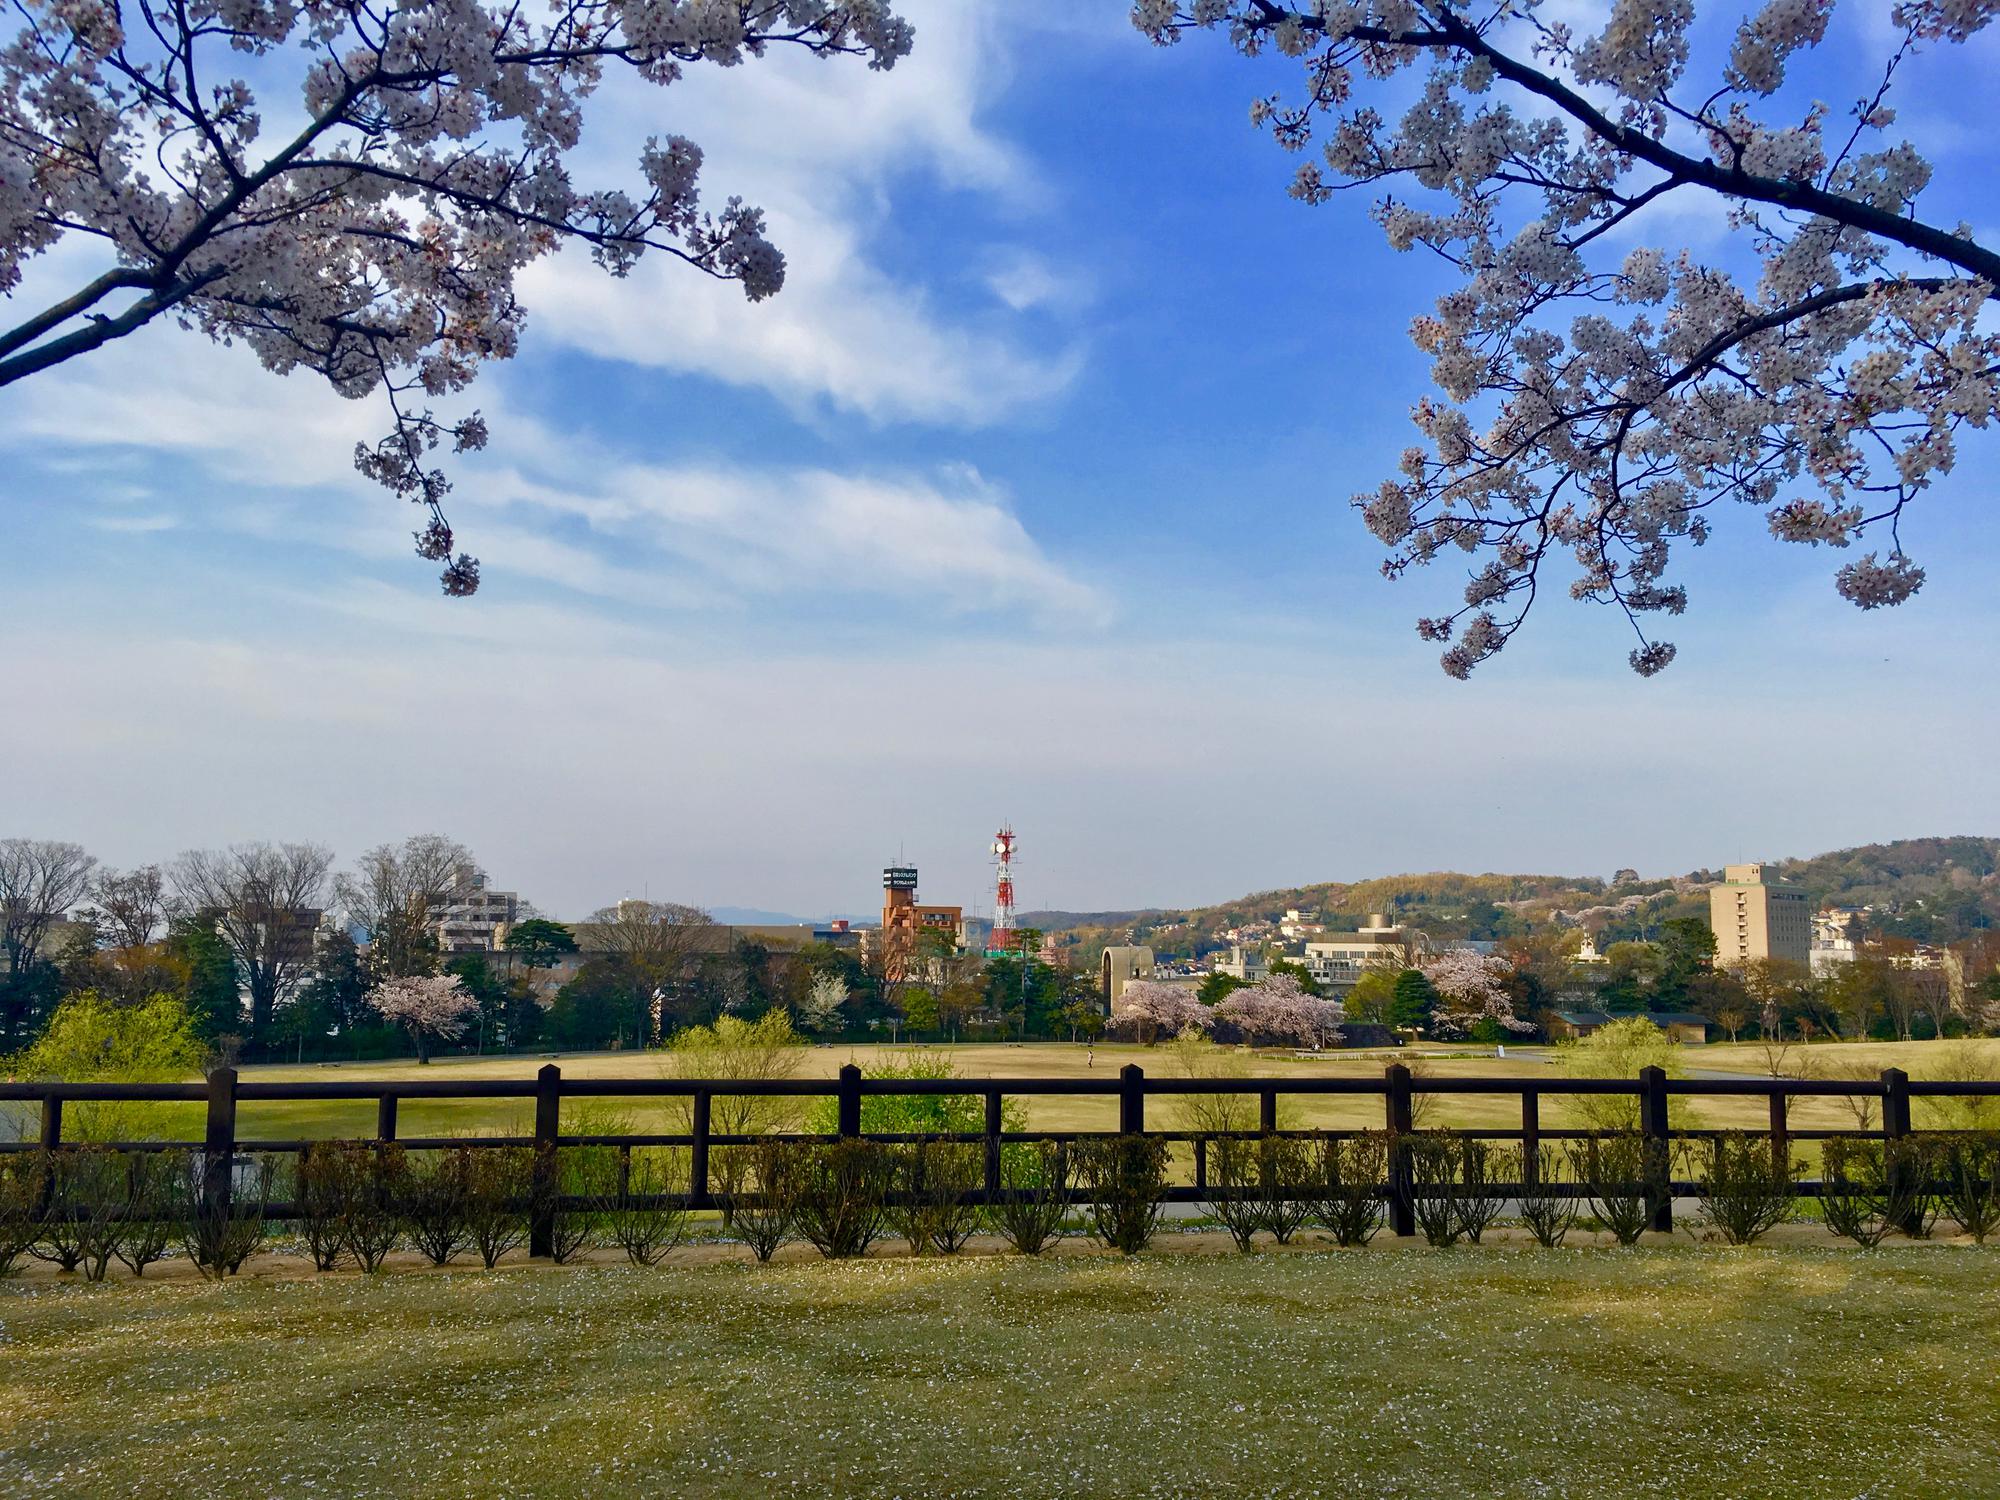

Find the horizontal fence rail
[[6, 1062, 1998, 1249]]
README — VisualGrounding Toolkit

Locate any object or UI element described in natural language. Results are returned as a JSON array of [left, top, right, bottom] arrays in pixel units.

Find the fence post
[[1882, 1067, 1916, 1232], [984, 1090, 1003, 1198], [39, 1092, 62, 1153], [1385, 1063, 1414, 1237], [202, 1067, 239, 1224], [1768, 1087, 1788, 1171], [838, 1063, 862, 1139], [1640, 1065, 1671, 1233], [376, 1093, 398, 1146], [530, 1063, 561, 1258], [1520, 1090, 1540, 1191], [1119, 1064, 1144, 1135], [690, 1089, 711, 1210]]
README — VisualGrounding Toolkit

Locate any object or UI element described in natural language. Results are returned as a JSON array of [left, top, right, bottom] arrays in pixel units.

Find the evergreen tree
[[1390, 968, 1437, 1033], [163, 917, 242, 1041]]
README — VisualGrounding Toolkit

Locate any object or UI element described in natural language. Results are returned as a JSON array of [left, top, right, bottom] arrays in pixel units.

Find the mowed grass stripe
[[4, 1247, 1998, 1497]]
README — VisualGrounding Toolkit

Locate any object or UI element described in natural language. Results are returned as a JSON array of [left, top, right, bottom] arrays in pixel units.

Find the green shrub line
[[5, 1127, 2000, 1283]]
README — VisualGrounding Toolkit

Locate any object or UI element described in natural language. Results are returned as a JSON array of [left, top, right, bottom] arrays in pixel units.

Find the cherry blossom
[[1213, 973, 1346, 1046], [369, 973, 477, 1062], [1, 2, 912, 593], [1110, 981, 1213, 1043], [1419, 949, 1533, 1036], [1139, 2, 2000, 675]]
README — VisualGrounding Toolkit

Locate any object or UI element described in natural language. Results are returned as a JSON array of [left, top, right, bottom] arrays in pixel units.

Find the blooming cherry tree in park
[[1137, 1, 2000, 675], [369, 973, 477, 1062], [1419, 948, 1533, 1036], [1215, 972, 1345, 1046], [0, 1, 912, 592], [1111, 980, 1215, 1042]]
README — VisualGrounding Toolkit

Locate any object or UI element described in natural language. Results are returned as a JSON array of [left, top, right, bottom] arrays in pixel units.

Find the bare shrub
[[1820, 1136, 1902, 1247], [1204, 1135, 1266, 1252], [0, 1153, 46, 1276], [399, 1147, 475, 1267], [987, 1141, 1070, 1255], [795, 1140, 893, 1259], [1688, 1133, 1798, 1245], [1454, 1140, 1513, 1244], [114, 1150, 185, 1277], [599, 1149, 690, 1267], [178, 1156, 272, 1279], [1578, 1132, 1650, 1246], [1940, 1133, 2000, 1244], [1304, 1133, 1386, 1248], [341, 1144, 409, 1272], [548, 1145, 616, 1264], [1260, 1137, 1316, 1245], [1517, 1144, 1579, 1248], [728, 1138, 800, 1263], [1074, 1134, 1169, 1255], [888, 1140, 981, 1256], [464, 1146, 534, 1268], [1407, 1136, 1465, 1248], [295, 1142, 352, 1272], [32, 1147, 127, 1278]]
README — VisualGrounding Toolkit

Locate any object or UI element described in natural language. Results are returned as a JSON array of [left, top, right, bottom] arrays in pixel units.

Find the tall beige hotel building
[[1709, 863, 1812, 966]]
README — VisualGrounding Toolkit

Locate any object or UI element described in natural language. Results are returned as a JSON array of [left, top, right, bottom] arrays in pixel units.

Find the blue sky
[[3, 0, 1998, 921]]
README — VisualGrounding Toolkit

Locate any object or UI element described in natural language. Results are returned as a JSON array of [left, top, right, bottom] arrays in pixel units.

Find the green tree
[[7, 991, 209, 1140], [502, 918, 577, 970], [162, 916, 242, 1041], [1390, 969, 1437, 1032], [1553, 1016, 1691, 1132], [1653, 917, 1717, 1008], [1197, 972, 1246, 1008], [1344, 968, 1401, 1025], [1598, 941, 1666, 1013]]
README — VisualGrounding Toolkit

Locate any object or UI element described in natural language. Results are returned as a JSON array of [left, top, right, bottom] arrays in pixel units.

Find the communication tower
[[990, 825, 1018, 954]]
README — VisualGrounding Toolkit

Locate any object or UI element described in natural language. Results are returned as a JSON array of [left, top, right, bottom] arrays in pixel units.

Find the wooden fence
[[5, 1062, 1997, 1252]]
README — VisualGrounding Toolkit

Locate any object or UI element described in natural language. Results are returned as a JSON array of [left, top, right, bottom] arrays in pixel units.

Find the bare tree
[[336, 833, 475, 978], [0, 838, 97, 981], [172, 843, 334, 1044], [584, 900, 715, 1043], [0, 838, 96, 1044], [85, 865, 174, 951]]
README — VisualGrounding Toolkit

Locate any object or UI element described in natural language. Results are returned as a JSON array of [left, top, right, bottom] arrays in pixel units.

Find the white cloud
[[85, 512, 179, 533], [514, 0, 1084, 424], [2, 331, 1100, 624]]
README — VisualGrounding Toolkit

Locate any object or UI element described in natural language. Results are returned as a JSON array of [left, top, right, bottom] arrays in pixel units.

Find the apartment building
[[1708, 863, 1811, 967]]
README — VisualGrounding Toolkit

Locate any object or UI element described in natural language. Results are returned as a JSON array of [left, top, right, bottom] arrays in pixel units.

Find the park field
[[3, 1243, 1997, 1497], [18, 1037, 2000, 1147], [221, 1035, 2000, 1140]]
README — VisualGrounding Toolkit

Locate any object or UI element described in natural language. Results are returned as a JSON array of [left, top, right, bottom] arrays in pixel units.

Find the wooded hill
[[1025, 836, 2000, 963]]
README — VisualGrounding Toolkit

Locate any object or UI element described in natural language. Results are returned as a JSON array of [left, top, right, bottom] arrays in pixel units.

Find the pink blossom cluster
[[1110, 980, 1213, 1042], [369, 973, 478, 1041], [1212, 973, 1346, 1047], [1419, 949, 1534, 1037]]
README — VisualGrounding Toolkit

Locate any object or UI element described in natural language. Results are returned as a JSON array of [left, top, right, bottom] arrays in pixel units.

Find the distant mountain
[[1032, 836, 2000, 962], [706, 906, 874, 928]]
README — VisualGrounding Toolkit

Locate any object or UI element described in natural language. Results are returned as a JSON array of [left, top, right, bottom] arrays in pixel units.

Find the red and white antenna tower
[[990, 825, 1018, 952]]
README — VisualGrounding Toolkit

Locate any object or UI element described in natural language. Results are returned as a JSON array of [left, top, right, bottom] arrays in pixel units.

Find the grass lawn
[[3, 1243, 1997, 1497]]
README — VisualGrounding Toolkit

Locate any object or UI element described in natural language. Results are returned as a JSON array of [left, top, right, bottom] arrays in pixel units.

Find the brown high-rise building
[[1708, 863, 1811, 967], [879, 866, 962, 969]]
